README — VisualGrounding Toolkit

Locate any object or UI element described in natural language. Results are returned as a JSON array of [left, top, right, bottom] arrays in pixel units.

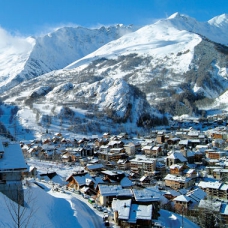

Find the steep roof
[[174, 195, 191, 202], [0, 141, 27, 171], [167, 151, 187, 162]]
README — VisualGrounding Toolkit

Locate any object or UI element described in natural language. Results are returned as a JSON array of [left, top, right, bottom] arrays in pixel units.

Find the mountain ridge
[[1, 12, 228, 138]]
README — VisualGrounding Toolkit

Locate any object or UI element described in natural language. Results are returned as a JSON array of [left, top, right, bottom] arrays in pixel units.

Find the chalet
[[66, 171, 95, 191], [141, 145, 153, 156], [212, 168, 228, 180], [164, 174, 194, 190], [178, 139, 190, 149], [180, 149, 195, 164], [163, 189, 180, 200], [166, 151, 187, 166], [0, 140, 28, 205], [61, 151, 73, 162], [129, 157, 156, 175], [167, 137, 180, 145], [96, 184, 127, 206], [103, 132, 111, 138], [131, 187, 160, 217], [118, 132, 129, 139], [173, 195, 192, 214], [185, 188, 207, 208], [108, 140, 124, 148], [187, 131, 200, 139], [211, 132, 226, 140], [194, 150, 204, 162], [124, 142, 136, 156], [169, 164, 189, 175], [139, 175, 151, 185], [110, 148, 125, 154], [101, 170, 125, 183], [117, 159, 130, 170], [155, 162, 167, 178], [99, 145, 110, 153], [183, 168, 198, 179], [205, 149, 226, 159], [98, 151, 125, 163], [145, 145, 162, 157], [156, 132, 165, 143], [112, 198, 153, 228], [94, 138, 108, 147], [23, 166, 37, 178], [198, 181, 228, 200], [85, 163, 105, 175], [111, 187, 161, 227]]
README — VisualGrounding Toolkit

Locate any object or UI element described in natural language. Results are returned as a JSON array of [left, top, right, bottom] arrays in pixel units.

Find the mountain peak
[[208, 13, 228, 28], [168, 12, 189, 20]]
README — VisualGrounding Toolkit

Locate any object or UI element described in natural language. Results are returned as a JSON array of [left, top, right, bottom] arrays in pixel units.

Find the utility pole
[[181, 205, 184, 228]]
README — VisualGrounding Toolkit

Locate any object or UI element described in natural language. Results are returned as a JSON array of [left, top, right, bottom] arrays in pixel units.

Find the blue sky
[[0, 0, 227, 36]]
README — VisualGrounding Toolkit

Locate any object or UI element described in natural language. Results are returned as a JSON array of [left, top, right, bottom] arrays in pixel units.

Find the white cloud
[[0, 27, 34, 53]]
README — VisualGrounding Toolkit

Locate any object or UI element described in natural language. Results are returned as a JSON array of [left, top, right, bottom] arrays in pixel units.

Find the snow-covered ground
[[0, 158, 200, 228]]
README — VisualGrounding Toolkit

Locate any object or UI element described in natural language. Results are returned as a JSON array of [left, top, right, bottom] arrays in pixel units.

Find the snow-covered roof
[[179, 140, 189, 145], [120, 176, 133, 187], [164, 174, 191, 183], [130, 157, 156, 164], [169, 164, 184, 169], [99, 184, 122, 196], [142, 145, 153, 150], [101, 170, 123, 176], [167, 152, 187, 162], [132, 188, 160, 202], [0, 141, 27, 171], [112, 198, 131, 220], [86, 163, 104, 170], [186, 188, 207, 202], [188, 131, 199, 137], [72, 173, 92, 186], [108, 140, 122, 146], [112, 198, 153, 222], [220, 183, 228, 191], [128, 204, 152, 223], [198, 181, 222, 189], [117, 189, 133, 197], [174, 195, 191, 202], [164, 189, 180, 197]]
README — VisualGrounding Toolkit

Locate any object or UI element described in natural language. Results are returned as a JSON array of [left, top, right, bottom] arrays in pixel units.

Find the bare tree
[[3, 181, 38, 228]]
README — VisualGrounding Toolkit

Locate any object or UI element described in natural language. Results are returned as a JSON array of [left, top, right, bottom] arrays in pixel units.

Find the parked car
[[74, 190, 80, 194], [104, 220, 109, 227], [96, 206, 103, 211], [88, 198, 95, 204], [103, 214, 108, 221], [82, 194, 89, 199], [60, 189, 65, 193]]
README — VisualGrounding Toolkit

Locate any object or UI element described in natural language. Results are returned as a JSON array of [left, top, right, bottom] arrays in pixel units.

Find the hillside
[[0, 13, 228, 139]]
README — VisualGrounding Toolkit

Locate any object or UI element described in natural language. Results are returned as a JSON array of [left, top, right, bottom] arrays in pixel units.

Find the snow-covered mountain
[[0, 24, 136, 93], [1, 13, 228, 139]]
